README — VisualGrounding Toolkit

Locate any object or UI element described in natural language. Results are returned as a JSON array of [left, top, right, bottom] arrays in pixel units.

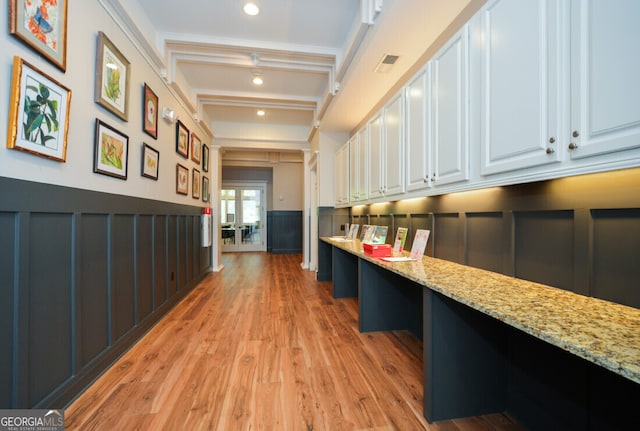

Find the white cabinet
[[334, 142, 349, 206], [367, 112, 384, 199], [406, 67, 432, 192], [383, 93, 406, 196], [569, 0, 640, 160], [432, 25, 470, 186], [349, 128, 368, 203], [475, 0, 563, 175]]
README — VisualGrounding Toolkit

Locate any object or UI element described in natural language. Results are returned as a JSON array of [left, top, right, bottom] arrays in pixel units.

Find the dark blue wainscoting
[[0, 177, 211, 409], [267, 210, 303, 254]]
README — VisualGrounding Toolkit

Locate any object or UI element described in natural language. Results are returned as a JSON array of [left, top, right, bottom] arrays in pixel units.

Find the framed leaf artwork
[[93, 119, 129, 180], [202, 176, 210, 203], [176, 120, 189, 158], [192, 168, 200, 199], [6, 56, 71, 162], [142, 83, 158, 139], [141, 143, 159, 180], [95, 31, 130, 121], [191, 132, 201, 164], [9, 0, 68, 71], [202, 144, 209, 172], [176, 163, 188, 195]]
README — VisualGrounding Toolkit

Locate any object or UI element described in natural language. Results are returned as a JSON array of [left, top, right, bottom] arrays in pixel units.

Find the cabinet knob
[[546, 148, 555, 154], [572, 130, 579, 138], [549, 137, 555, 144], [423, 177, 428, 183], [568, 142, 578, 150]]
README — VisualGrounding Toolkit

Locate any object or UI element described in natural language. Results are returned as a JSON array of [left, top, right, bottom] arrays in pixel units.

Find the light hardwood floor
[[65, 252, 523, 430]]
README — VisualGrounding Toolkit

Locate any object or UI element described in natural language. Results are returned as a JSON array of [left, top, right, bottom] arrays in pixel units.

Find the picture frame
[[202, 144, 209, 172], [141, 143, 159, 180], [93, 119, 129, 180], [9, 0, 68, 72], [7, 56, 71, 162], [176, 120, 189, 158], [192, 169, 201, 199], [95, 31, 130, 121], [176, 163, 188, 195], [202, 176, 210, 202], [191, 132, 202, 164], [142, 83, 158, 139]]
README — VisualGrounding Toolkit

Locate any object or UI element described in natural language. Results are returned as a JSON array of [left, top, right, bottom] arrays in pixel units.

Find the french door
[[220, 183, 266, 252]]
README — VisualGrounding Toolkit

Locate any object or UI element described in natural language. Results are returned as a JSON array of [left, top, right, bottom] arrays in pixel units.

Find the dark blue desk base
[[320, 240, 640, 429]]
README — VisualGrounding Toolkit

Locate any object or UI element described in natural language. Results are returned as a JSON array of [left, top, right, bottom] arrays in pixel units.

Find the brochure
[[409, 229, 430, 260], [346, 223, 360, 240], [359, 224, 372, 242], [392, 227, 408, 253], [369, 226, 388, 244]]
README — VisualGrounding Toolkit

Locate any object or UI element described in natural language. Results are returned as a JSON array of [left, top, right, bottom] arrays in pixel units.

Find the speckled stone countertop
[[322, 237, 640, 385]]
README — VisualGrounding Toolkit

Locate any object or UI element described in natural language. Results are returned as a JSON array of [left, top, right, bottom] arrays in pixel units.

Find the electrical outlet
[[340, 224, 345, 231], [171, 271, 175, 281]]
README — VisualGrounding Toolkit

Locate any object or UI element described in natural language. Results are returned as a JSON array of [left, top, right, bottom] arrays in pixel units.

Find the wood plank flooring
[[65, 252, 523, 431]]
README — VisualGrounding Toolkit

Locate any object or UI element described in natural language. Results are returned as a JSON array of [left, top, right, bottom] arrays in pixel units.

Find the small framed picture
[[176, 120, 189, 158], [95, 31, 130, 121], [6, 56, 71, 162], [191, 132, 202, 164], [192, 169, 201, 199], [202, 144, 209, 172], [141, 143, 159, 180], [142, 83, 158, 139], [176, 163, 188, 195], [93, 119, 129, 180], [202, 176, 210, 202], [9, 0, 68, 71]]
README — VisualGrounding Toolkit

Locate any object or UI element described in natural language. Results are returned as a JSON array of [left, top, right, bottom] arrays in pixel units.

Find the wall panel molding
[[0, 177, 211, 409]]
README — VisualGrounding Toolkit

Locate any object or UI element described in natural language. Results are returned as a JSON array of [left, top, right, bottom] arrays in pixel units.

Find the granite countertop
[[321, 237, 640, 385]]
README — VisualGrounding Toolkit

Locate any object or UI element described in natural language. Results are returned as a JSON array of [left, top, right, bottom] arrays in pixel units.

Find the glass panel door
[[221, 184, 266, 252]]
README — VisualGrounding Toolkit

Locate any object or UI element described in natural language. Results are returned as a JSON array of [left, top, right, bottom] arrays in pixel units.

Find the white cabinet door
[[356, 126, 368, 201], [432, 25, 470, 186], [477, 0, 563, 175], [384, 93, 405, 196], [569, 0, 640, 160], [334, 143, 349, 206], [406, 67, 432, 192], [367, 113, 384, 199], [349, 134, 359, 202]]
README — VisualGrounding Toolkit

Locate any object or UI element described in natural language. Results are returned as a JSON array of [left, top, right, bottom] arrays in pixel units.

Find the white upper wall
[[0, 1, 211, 206]]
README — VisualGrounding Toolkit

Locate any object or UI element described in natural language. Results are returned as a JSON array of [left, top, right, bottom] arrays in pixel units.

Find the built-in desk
[[319, 237, 640, 429]]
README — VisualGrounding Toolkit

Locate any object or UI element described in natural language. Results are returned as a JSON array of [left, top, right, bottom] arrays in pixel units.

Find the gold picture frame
[[6, 56, 71, 162], [9, 0, 68, 72], [95, 31, 130, 121]]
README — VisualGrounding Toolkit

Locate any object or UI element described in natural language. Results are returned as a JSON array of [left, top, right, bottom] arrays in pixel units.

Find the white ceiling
[[105, 0, 481, 147]]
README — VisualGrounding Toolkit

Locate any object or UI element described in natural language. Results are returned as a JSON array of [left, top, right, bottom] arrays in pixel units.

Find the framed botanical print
[[176, 163, 188, 195], [202, 144, 209, 172], [7, 56, 71, 162], [141, 143, 159, 180], [202, 176, 210, 202], [192, 169, 201, 199], [95, 31, 130, 121], [191, 132, 202, 164], [142, 83, 158, 139], [9, 0, 68, 71], [93, 119, 129, 180], [176, 120, 189, 158]]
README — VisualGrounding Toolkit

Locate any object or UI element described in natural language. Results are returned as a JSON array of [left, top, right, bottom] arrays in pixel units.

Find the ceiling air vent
[[374, 54, 399, 73]]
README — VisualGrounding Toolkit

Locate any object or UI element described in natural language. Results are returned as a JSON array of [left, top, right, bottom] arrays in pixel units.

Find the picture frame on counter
[[93, 119, 129, 180], [7, 56, 71, 162], [95, 31, 130, 121], [9, 0, 68, 72], [141, 143, 159, 180]]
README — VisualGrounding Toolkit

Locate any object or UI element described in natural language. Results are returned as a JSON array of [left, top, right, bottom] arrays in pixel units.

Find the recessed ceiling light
[[257, 109, 265, 116], [243, 2, 259, 16], [252, 75, 263, 86]]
